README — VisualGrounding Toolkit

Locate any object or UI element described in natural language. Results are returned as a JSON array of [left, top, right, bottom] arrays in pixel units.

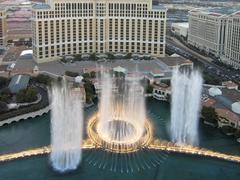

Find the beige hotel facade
[[32, 0, 167, 63], [188, 8, 240, 69], [0, 8, 7, 47]]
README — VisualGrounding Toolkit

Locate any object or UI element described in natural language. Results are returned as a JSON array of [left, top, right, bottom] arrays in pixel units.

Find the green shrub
[[203, 73, 221, 85], [82, 73, 91, 79], [0, 88, 11, 103], [89, 53, 98, 61], [0, 101, 8, 114], [16, 87, 38, 103], [107, 53, 115, 59], [84, 80, 96, 104], [32, 74, 52, 86], [125, 53, 132, 59], [90, 71, 96, 78], [0, 77, 9, 88], [74, 54, 82, 61], [65, 71, 79, 77], [201, 106, 218, 125]]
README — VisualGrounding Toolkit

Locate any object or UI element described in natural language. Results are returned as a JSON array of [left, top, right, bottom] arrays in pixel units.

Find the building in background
[[171, 22, 189, 40], [188, 8, 240, 69], [0, 8, 7, 47], [7, 7, 32, 45], [188, 8, 229, 57], [32, 0, 167, 63], [221, 12, 240, 69]]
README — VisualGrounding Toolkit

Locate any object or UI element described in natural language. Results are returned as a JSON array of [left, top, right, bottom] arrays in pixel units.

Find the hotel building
[[222, 12, 240, 69], [32, 0, 167, 63], [188, 8, 228, 57], [0, 8, 7, 47]]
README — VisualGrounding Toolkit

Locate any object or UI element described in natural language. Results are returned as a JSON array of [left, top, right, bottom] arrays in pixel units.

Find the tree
[[0, 101, 8, 114], [74, 54, 82, 61], [82, 73, 91, 79], [203, 73, 221, 85], [32, 74, 52, 86], [60, 57, 67, 63], [125, 53, 132, 59], [0, 77, 9, 88], [106, 53, 115, 60], [114, 71, 125, 78], [65, 71, 79, 77], [89, 53, 97, 61], [0, 88, 11, 103], [90, 71, 96, 78], [84, 80, 96, 104], [201, 106, 218, 125], [16, 87, 38, 103], [146, 84, 154, 94]]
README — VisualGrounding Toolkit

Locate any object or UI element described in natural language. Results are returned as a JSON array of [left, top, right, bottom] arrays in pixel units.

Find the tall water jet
[[96, 71, 147, 153], [50, 81, 83, 172], [98, 72, 113, 137], [170, 69, 203, 146]]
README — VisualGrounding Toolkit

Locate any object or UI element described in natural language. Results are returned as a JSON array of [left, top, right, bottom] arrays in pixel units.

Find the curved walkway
[[0, 85, 49, 123], [0, 106, 50, 126]]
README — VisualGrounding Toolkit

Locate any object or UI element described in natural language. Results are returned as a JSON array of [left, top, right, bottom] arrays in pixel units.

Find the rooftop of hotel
[[32, 3, 50, 10], [152, 5, 167, 11], [189, 7, 240, 17], [32, 3, 167, 11], [171, 22, 189, 28], [231, 11, 240, 17]]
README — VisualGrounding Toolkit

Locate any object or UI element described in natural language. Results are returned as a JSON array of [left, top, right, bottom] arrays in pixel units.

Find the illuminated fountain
[[50, 82, 83, 172], [170, 69, 203, 146], [1, 69, 240, 172], [89, 71, 152, 153]]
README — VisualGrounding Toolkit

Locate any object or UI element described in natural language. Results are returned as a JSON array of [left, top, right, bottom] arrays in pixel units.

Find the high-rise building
[[188, 8, 228, 57], [188, 8, 240, 69], [32, 0, 167, 63], [0, 8, 7, 47], [221, 12, 240, 69]]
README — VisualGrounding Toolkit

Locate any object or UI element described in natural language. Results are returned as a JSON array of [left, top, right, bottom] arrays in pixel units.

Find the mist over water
[[50, 82, 83, 172], [170, 69, 203, 146]]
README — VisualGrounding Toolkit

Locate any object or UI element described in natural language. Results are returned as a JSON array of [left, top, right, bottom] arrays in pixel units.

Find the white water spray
[[97, 71, 146, 152], [50, 82, 83, 172], [170, 69, 203, 146]]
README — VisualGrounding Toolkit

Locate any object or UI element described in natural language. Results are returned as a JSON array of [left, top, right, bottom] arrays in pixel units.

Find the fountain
[[91, 71, 150, 153], [1, 67, 240, 178], [50, 82, 83, 172], [170, 69, 203, 146]]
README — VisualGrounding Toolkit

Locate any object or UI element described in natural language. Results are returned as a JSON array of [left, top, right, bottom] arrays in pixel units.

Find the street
[[166, 36, 240, 84]]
